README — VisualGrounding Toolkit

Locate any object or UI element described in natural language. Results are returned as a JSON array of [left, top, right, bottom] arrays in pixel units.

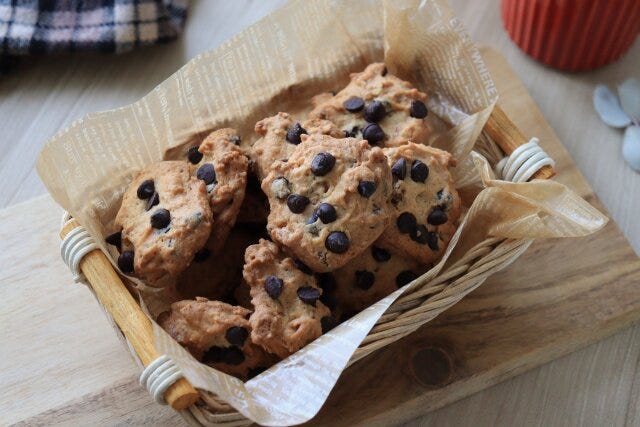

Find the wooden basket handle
[[60, 219, 200, 411], [484, 104, 556, 180]]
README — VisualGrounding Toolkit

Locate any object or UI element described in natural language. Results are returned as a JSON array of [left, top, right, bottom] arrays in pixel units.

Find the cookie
[[158, 297, 277, 379], [309, 63, 431, 148], [324, 244, 426, 315], [251, 112, 344, 180], [262, 134, 393, 272], [187, 128, 249, 255], [114, 161, 213, 283], [175, 227, 260, 302], [243, 239, 331, 358], [377, 143, 460, 265]]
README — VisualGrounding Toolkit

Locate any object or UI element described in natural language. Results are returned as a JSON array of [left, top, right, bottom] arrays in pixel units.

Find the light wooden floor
[[1, 0, 639, 426]]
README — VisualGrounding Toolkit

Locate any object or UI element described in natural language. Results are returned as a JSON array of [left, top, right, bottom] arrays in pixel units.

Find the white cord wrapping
[[60, 219, 99, 283], [495, 138, 555, 182], [139, 354, 186, 405]]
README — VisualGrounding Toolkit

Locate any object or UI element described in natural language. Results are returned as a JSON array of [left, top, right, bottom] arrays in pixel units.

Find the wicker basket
[[59, 104, 555, 426]]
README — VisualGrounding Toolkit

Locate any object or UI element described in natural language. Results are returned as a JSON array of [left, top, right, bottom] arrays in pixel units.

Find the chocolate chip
[[270, 177, 291, 199], [225, 326, 249, 347], [150, 208, 171, 229], [294, 259, 313, 275], [316, 203, 337, 224], [297, 286, 321, 305], [193, 248, 210, 263], [410, 160, 429, 183], [396, 270, 418, 287], [187, 146, 203, 164], [371, 246, 391, 262], [230, 135, 241, 145], [321, 316, 337, 333], [316, 272, 336, 292], [287, 194, 310, 213], [410, 224, 429, 244], [397, 212, 417, 234], [427, 231, 439, 250], [248, 367, 267, 379], [203, 346, 245, 365], [427, 208, 448, 225], [410, 100, 428, 118], [344, 96, 365, 112], [357, 180, 376, 198], [381, 66, 388, 76], [105, 231, 122, 251], [364, 100, 386, 123], [362, 123, 385, 145], [118, 251, 134, 273], [325, 231, 350, 253], [391, 158, 407, 180], [196, 163, 216, 185], [344, 126, 359, 138], [355, 270, 375, 290], [264, 275, 283, 299], [286, 122, 307, 144], [311, 152, 336, 176], [145, 192, 159, 211], [137, 179, 155, 199]]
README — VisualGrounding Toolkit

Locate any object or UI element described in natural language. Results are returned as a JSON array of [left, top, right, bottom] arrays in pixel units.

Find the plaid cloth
[[0, 0, 188, 64]]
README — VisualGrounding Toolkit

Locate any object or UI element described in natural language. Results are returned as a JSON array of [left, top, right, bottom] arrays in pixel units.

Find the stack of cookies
[[106, 63, 461, 380]]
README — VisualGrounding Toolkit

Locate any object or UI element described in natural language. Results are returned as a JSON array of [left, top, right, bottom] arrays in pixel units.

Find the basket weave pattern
[[60, 132, 551, 426], [97, 237, 535, 426]]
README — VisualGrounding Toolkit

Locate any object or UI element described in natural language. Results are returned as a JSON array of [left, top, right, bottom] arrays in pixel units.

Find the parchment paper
[[36, 0, 607, 425]]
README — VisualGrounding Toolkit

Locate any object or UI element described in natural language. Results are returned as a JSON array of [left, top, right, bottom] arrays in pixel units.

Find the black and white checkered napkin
[[0, 0, 188, 62]]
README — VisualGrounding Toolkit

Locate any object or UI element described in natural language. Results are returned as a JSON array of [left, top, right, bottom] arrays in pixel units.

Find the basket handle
[[484, 104, 556, 180], [60, 219, 200, 411]]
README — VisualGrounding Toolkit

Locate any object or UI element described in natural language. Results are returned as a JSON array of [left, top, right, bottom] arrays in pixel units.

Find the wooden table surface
[[1, 0, 638, 426]]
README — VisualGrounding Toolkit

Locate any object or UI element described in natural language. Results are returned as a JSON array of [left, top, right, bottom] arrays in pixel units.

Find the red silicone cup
[[502, 0, 640, 71]]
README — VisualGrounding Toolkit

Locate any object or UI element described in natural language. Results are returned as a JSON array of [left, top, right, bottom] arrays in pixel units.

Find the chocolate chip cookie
[[377, 143, 460, 265], [187, 128, 249, 255], [251, 112, 344, 180], [309, 63, 431, 147], [326, 244, 426, 315], [158, 297, 277, 379], [114, 161, 213, 283], [243, 239, 331, 358], [262, 134, 393, 272]]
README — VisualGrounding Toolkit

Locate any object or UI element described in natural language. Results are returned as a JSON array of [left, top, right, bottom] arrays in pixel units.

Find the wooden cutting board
[[2, 47, 640, 426]]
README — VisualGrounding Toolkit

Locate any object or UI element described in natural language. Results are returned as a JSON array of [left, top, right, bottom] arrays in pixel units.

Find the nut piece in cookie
[[309, 63, 431, 147], [158, 297, 277, 379], [114, 161, 213, 283], [251, 112, 344, 180], [262, 134, 393, 272], [187, 128, 249, 255], [377, 143, 460, 265], [243, 239, 331, 358], [323, 244, 427, 316]]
